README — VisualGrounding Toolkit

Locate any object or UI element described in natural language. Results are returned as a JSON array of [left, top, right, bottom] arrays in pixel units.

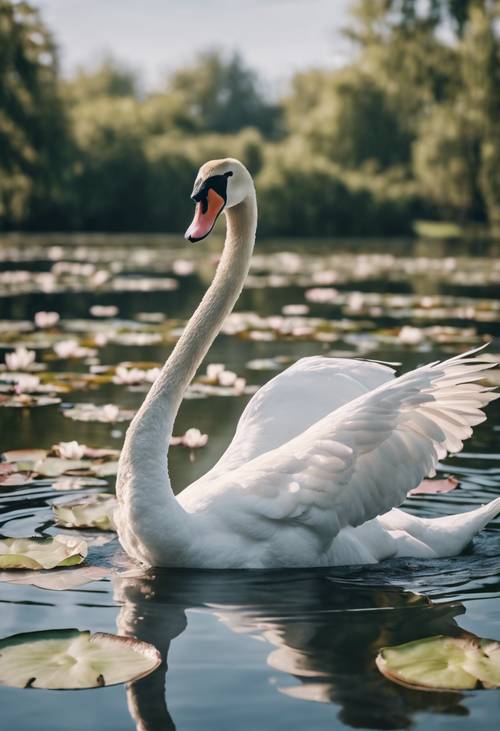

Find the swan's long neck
[[116, 190, 257, 564]]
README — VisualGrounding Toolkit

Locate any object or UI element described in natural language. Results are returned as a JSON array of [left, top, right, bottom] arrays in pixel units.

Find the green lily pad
[[0, 535, 87, 570], [52, 494, 117, 531], [376, 634, 500, 691], [0, 628, 161, 689]]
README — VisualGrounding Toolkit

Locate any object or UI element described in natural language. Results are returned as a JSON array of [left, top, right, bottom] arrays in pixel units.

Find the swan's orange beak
[[185, 188, 225, 243]]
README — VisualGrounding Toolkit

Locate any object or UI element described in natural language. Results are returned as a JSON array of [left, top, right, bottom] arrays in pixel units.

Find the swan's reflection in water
[[113, 569, 469, 730]]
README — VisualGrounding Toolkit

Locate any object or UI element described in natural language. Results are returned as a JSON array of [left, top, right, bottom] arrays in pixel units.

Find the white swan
[[115, 157, 500, 568]]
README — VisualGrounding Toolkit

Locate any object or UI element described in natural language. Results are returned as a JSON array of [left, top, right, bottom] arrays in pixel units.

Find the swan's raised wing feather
[[195, 357, 394, 480], [200, 350, 497, 552]]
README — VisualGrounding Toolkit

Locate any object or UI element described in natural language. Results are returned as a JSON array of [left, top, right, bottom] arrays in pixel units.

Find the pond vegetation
[[0, 233, 499, 728]]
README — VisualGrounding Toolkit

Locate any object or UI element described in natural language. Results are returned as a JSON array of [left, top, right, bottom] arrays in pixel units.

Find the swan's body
[[115, 158, 500, 568]]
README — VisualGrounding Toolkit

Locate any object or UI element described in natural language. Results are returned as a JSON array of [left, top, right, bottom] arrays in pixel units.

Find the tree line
[[0, 0, 499, 236]]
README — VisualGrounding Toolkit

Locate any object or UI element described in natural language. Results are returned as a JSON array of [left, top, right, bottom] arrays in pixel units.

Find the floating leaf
[[376, 634, 500, 691], [0, 394, 61, 408], [0, 535, 87, 570], [2, 449, 48, 463], [409, 477, 460, 495], [31, 458, 91, 477], [0, 467, 35, 488], [0, 628, 161, 689], [62, 403, 135, 423], [51, 476, 108, 491], [0, 565, 109, 591], [52, 494, 117, 531]]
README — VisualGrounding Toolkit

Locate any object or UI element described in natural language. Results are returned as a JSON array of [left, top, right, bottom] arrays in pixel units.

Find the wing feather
[[202, 348, 498, 548]]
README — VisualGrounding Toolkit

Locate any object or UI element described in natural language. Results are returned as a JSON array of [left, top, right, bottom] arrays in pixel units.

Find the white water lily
[[113, 366, 147, 385], [172, 258, 195, 276], [218, 369, 237, 387], [63, 402, 134, 423], [102, 404, 120, 421], [34, 311, 59, 329], [5, 347, 36, 371], [55, 440, 88, 460], [205, 364, 246, 393], [398, 326, 424, 346], [112, 365, 159, 386], [206, 363, 226, 381], [94, 333, 109, 347], [182, 428, 208, 449], [53, 339, 95, 359], [171, 428, 208, 449], [13, 374, 41, 393]]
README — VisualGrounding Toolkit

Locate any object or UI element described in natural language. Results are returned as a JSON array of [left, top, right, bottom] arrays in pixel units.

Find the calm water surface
[[0, 234, 499, 730]]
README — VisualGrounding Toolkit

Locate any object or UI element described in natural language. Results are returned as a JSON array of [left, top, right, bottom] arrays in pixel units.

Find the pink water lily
[[34, 311, 60, 329]]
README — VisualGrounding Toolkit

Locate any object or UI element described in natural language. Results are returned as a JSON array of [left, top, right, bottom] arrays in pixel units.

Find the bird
[[115, 157, 500, 569]]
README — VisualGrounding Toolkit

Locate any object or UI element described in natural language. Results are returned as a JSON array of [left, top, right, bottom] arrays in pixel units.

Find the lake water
[[0, 233, 499, 730]]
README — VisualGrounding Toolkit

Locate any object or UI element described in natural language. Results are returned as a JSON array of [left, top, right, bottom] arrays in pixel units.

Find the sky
[[32, 0, 354, 92]]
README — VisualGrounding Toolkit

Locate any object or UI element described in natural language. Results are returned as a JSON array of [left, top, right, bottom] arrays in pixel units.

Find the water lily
[[34, 311, 60, 329], [62, 402, 134, 423], [53, 339, 96, 359], [171, 428, 208, 449], [5, 347, 36, 371], [55, 440, 88, 460], [113, 366, 147, 385], [102, 404, 120, 421], [172, 258, 195, 276], [398, 326, 424, 346], [205, 363, 246, 392], [282, 304, 310, 316], [112, 365, 161, 386], [13, 374, 41, 393], [90, 304, 119, 318]]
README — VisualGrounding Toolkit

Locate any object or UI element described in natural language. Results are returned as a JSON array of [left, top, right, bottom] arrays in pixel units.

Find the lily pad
[[376, 634, 500, 691], [0, 394, 61, 408], [0, 565, 109, 591], [409, 477, 460, 495], [52, 494, 117, 531], [1, 446, 119, 482], [62, 403, 135, 423], [0, 535, 87, 570], [0, 628, 161, 689]]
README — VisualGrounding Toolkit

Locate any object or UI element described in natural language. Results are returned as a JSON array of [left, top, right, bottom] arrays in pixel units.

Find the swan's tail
[[381, 498, 500, 558]]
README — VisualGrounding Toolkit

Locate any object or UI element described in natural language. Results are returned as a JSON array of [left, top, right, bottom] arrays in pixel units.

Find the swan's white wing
[[196, 357, 394, 479], [186, 350, 497, 553]]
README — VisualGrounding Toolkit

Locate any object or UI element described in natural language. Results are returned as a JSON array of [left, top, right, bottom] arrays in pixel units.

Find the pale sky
[[32, 0, 354, 92]]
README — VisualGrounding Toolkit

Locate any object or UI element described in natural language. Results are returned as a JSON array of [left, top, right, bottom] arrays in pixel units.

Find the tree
[[285, 66, 411, 170], [167, 50, 281, 137], [63, 57, 140, 104], [0, 0, 70, 228]]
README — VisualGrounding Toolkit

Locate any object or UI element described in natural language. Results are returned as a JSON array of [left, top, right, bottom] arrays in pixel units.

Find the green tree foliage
[[0, 0, 498, 235], [0, 0, 70, 228], [284, 66, 411, 169], [167, 50, 281, 137], [63, 57, 139, 104]]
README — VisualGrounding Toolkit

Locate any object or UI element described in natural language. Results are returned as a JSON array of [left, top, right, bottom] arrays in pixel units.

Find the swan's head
[[185, 158, 252, 242]]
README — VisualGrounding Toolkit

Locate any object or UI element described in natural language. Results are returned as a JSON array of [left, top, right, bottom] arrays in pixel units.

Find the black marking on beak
[[190, 171, 233, 203]]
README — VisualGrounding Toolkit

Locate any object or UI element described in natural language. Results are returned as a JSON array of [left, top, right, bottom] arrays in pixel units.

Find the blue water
[[0, 234, 499, 730]]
